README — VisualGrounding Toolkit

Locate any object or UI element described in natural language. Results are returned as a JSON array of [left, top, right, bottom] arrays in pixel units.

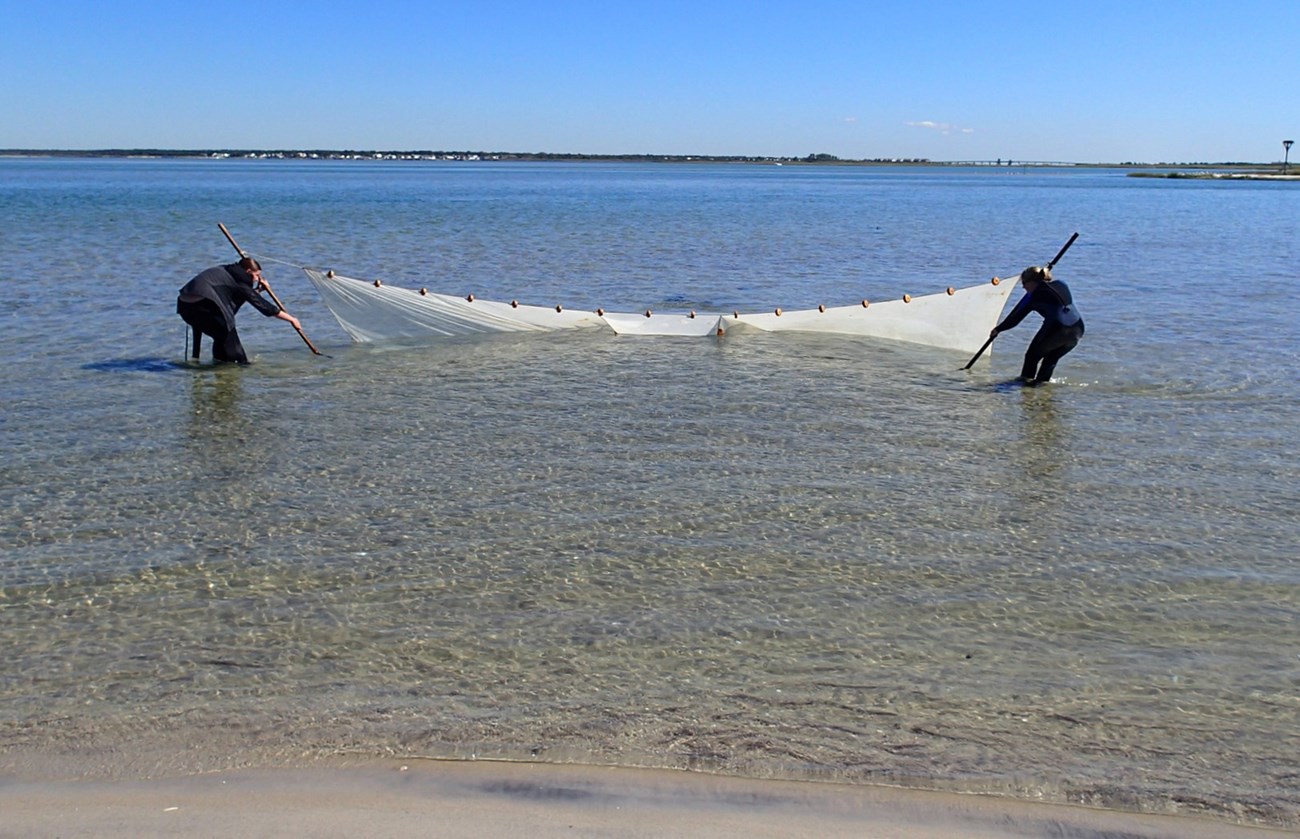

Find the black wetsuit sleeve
[[240, 286, 283, 318], [996, 293, 1034, 332]]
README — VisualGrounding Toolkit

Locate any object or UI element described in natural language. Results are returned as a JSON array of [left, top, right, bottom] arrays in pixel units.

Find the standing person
[[989, 265, 1085, 385], [177, 257, 302, 364]]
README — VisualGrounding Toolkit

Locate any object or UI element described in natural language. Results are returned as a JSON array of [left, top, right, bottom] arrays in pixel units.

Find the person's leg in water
[[178, 300, 250, 364], [178, 300, 223, 362], [1021, 325, 1081, 384], [212, 327, 251, 365], [1018, 334, 1047, 382]]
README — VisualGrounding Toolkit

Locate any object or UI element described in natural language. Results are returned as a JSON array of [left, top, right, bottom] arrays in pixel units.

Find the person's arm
[[239, 284, 304, 332], [991, 292, 1033, 336], [241, 285, 286, 318], [274, 309, 302, 331]]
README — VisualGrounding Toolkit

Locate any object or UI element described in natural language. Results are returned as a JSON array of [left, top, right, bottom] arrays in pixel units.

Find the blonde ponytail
[[1019, 265, 1054, 284]]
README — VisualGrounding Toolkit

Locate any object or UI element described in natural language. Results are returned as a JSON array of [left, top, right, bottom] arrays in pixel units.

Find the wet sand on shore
[[2, 759, 1294, 839]]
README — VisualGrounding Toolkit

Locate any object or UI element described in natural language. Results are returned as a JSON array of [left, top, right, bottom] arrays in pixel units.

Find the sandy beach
[[2, 759, 1294, 839]]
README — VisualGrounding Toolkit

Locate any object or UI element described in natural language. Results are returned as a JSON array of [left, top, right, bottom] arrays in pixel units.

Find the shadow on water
[[991, 377, 1033, 393], [82, 357, 205, 373]]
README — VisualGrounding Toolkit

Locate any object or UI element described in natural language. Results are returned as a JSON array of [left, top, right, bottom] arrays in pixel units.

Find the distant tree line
[[2, 149, 1283, 168]]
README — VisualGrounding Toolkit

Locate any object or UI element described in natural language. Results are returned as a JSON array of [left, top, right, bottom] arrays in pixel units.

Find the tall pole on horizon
[[1285, 140, 1294, 175]]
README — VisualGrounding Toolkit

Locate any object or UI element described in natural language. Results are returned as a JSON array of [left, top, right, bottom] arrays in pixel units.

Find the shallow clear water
[[1, 158, 1297, 826]]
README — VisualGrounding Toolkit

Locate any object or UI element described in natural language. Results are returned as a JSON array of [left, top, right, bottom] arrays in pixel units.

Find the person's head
[[237, 256, 264, 285], [1019, 265, 1053, 291]]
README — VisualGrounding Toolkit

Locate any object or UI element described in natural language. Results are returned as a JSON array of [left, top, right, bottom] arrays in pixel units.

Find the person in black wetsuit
[[177, 257, 302, 364], [989, 265, 1085, 385]]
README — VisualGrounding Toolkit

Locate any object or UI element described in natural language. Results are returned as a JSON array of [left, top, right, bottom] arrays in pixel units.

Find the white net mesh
[[303, 268, 1019, 354]]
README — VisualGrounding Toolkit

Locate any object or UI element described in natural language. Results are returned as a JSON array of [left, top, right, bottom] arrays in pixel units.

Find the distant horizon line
[[0, 148, 1284, 168]]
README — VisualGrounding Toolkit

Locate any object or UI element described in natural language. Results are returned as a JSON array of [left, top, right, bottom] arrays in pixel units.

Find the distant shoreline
[[1126, 170, 1300, 181], [0, 148, 1290, 171]]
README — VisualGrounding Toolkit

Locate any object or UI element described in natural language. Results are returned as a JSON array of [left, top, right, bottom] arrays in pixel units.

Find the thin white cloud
[[907, 120, 974, 136]]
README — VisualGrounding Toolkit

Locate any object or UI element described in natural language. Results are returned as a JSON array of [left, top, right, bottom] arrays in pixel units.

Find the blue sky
[[2, 1, 1296, 163]]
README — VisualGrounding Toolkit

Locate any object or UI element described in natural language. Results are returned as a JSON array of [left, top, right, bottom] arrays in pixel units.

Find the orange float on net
[[991, 276, 1001, 286], [946, 287, 955, 296], [903, 294, 912, 303]]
